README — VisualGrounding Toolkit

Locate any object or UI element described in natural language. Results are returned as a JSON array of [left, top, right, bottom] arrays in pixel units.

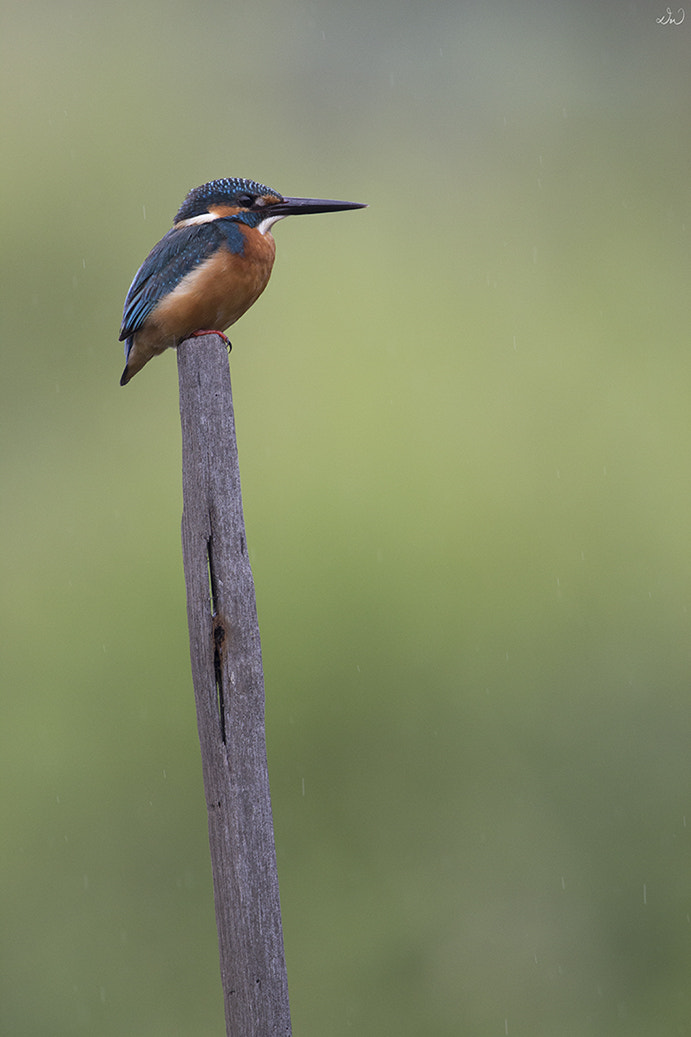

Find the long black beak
[[268, 196, 367, 217]]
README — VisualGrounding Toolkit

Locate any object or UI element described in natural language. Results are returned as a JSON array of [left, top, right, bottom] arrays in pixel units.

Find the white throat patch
[[257, 214, 286, 235]]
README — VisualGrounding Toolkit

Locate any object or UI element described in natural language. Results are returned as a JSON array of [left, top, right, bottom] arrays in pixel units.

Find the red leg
[[189, 329, 232, 351]]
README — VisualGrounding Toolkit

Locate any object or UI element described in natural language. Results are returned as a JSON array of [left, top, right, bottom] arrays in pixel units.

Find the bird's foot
[[190, 329, 232, 353]]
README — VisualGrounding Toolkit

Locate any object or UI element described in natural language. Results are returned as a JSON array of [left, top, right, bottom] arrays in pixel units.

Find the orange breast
[[149, 225, 277, 346]]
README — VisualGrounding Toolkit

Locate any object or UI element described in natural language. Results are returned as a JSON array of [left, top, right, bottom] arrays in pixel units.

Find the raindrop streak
[[643, 883, 647, 906]]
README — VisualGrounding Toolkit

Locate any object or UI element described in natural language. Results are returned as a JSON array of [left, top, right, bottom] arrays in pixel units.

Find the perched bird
[[118, 177, 366, 385]]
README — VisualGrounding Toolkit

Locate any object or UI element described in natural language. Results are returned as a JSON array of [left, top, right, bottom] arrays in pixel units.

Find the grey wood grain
[[177, 334, 291, 1037]]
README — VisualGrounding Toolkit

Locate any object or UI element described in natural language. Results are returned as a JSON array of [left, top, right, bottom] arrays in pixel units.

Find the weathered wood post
[[177, 333, 291, 1037]]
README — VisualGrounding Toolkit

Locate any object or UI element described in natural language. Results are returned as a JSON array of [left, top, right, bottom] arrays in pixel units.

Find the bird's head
[[174, 177, 365, 234]]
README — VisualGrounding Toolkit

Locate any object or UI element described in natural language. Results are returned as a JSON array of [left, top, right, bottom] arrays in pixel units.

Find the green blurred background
[[2, 1, 690, 1034]]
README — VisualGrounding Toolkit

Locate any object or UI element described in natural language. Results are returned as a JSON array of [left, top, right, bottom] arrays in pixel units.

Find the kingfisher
[[118, 177, 366, 385]]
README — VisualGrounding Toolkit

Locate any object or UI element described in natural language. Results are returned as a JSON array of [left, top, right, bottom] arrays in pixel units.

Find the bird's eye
[[236, 194, 255, 208]]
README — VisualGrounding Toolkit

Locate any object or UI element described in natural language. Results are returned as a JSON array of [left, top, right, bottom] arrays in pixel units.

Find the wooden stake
[[177, 334, 291, 1037]]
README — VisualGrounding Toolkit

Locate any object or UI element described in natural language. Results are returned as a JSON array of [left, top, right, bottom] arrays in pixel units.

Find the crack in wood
[[208, 538, 227, 744]]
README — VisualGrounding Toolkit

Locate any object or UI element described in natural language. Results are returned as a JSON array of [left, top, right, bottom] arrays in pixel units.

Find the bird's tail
[[120, 334, 158, 385], [119, 335, 133, 386]]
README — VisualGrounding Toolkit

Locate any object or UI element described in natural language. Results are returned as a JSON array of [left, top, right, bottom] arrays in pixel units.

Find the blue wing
[[119, 221, 243, 341]]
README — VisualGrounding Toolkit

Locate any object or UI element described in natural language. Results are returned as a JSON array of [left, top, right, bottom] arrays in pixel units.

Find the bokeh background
[[2, 1, 690, 1034]]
